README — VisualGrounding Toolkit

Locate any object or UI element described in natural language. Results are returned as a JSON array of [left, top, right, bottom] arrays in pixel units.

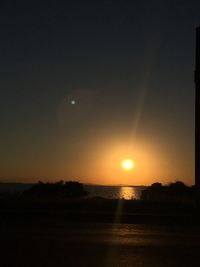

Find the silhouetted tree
[[23, 181, 88, 198], [141, 181, 194, 203]]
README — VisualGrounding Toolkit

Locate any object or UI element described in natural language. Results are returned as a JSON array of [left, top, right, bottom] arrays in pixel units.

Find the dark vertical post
[[195, 27, 200, 197]]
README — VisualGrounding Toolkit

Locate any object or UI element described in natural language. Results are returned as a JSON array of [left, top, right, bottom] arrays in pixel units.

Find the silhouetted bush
[[141, 181, 194, 203], [23, 181, 88, 198]]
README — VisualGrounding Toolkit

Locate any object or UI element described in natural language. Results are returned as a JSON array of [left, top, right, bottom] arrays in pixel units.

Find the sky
[[0, 0, 200, 185]]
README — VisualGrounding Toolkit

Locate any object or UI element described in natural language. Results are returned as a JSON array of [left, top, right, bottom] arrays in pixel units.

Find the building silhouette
[[195, 26, 200, 193]]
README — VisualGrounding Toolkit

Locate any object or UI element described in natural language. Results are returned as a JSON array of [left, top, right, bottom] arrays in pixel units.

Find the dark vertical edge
[[195, 27, 200, 200]]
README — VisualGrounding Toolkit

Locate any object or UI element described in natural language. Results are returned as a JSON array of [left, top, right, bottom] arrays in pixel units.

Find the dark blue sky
[[0, 0, 199, 185]]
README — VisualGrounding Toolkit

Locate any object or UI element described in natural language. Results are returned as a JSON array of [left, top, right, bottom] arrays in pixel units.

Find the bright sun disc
[[121, 159, 135, 171]]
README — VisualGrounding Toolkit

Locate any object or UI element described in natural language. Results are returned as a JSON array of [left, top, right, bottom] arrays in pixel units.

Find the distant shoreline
[[0, 182, 146, 200], [0, 181, 146, 187]]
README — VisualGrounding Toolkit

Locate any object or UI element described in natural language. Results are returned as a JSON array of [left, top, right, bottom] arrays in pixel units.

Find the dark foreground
[[1, 220, 200, 267], [1, 196, 200, 266]]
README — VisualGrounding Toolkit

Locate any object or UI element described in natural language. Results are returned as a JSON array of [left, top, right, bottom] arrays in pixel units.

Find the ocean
[[85, 185, 146, 199], [0, 183, 146, 200]]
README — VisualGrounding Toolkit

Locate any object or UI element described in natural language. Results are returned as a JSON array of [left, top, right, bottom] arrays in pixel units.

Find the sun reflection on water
[[119, 186, 136, 200]]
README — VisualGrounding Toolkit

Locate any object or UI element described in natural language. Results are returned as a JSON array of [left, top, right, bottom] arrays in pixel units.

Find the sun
[[121, 159, 135, 171]]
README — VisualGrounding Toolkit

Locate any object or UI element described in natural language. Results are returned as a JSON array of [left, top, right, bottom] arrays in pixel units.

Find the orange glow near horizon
[[95, 141, 158, 185], [0, 139, 194, 186]]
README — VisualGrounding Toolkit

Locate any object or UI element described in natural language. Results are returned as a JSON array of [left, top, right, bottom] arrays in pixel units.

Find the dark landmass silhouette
[[0, 180, 200, 267], [141, 181, 194, 203], [23, 180, 88, 198], [0, 180, 199, 225]]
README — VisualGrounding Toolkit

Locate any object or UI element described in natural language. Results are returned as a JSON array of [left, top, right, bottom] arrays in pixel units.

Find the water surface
[[85, 185, 146, 199]]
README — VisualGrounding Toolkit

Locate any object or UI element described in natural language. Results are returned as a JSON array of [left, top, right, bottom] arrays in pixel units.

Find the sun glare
[[121, 159, 135, 171]]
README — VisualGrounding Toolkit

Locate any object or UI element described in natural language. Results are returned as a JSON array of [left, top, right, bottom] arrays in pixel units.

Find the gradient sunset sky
[[1, 0, 200, 185]]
